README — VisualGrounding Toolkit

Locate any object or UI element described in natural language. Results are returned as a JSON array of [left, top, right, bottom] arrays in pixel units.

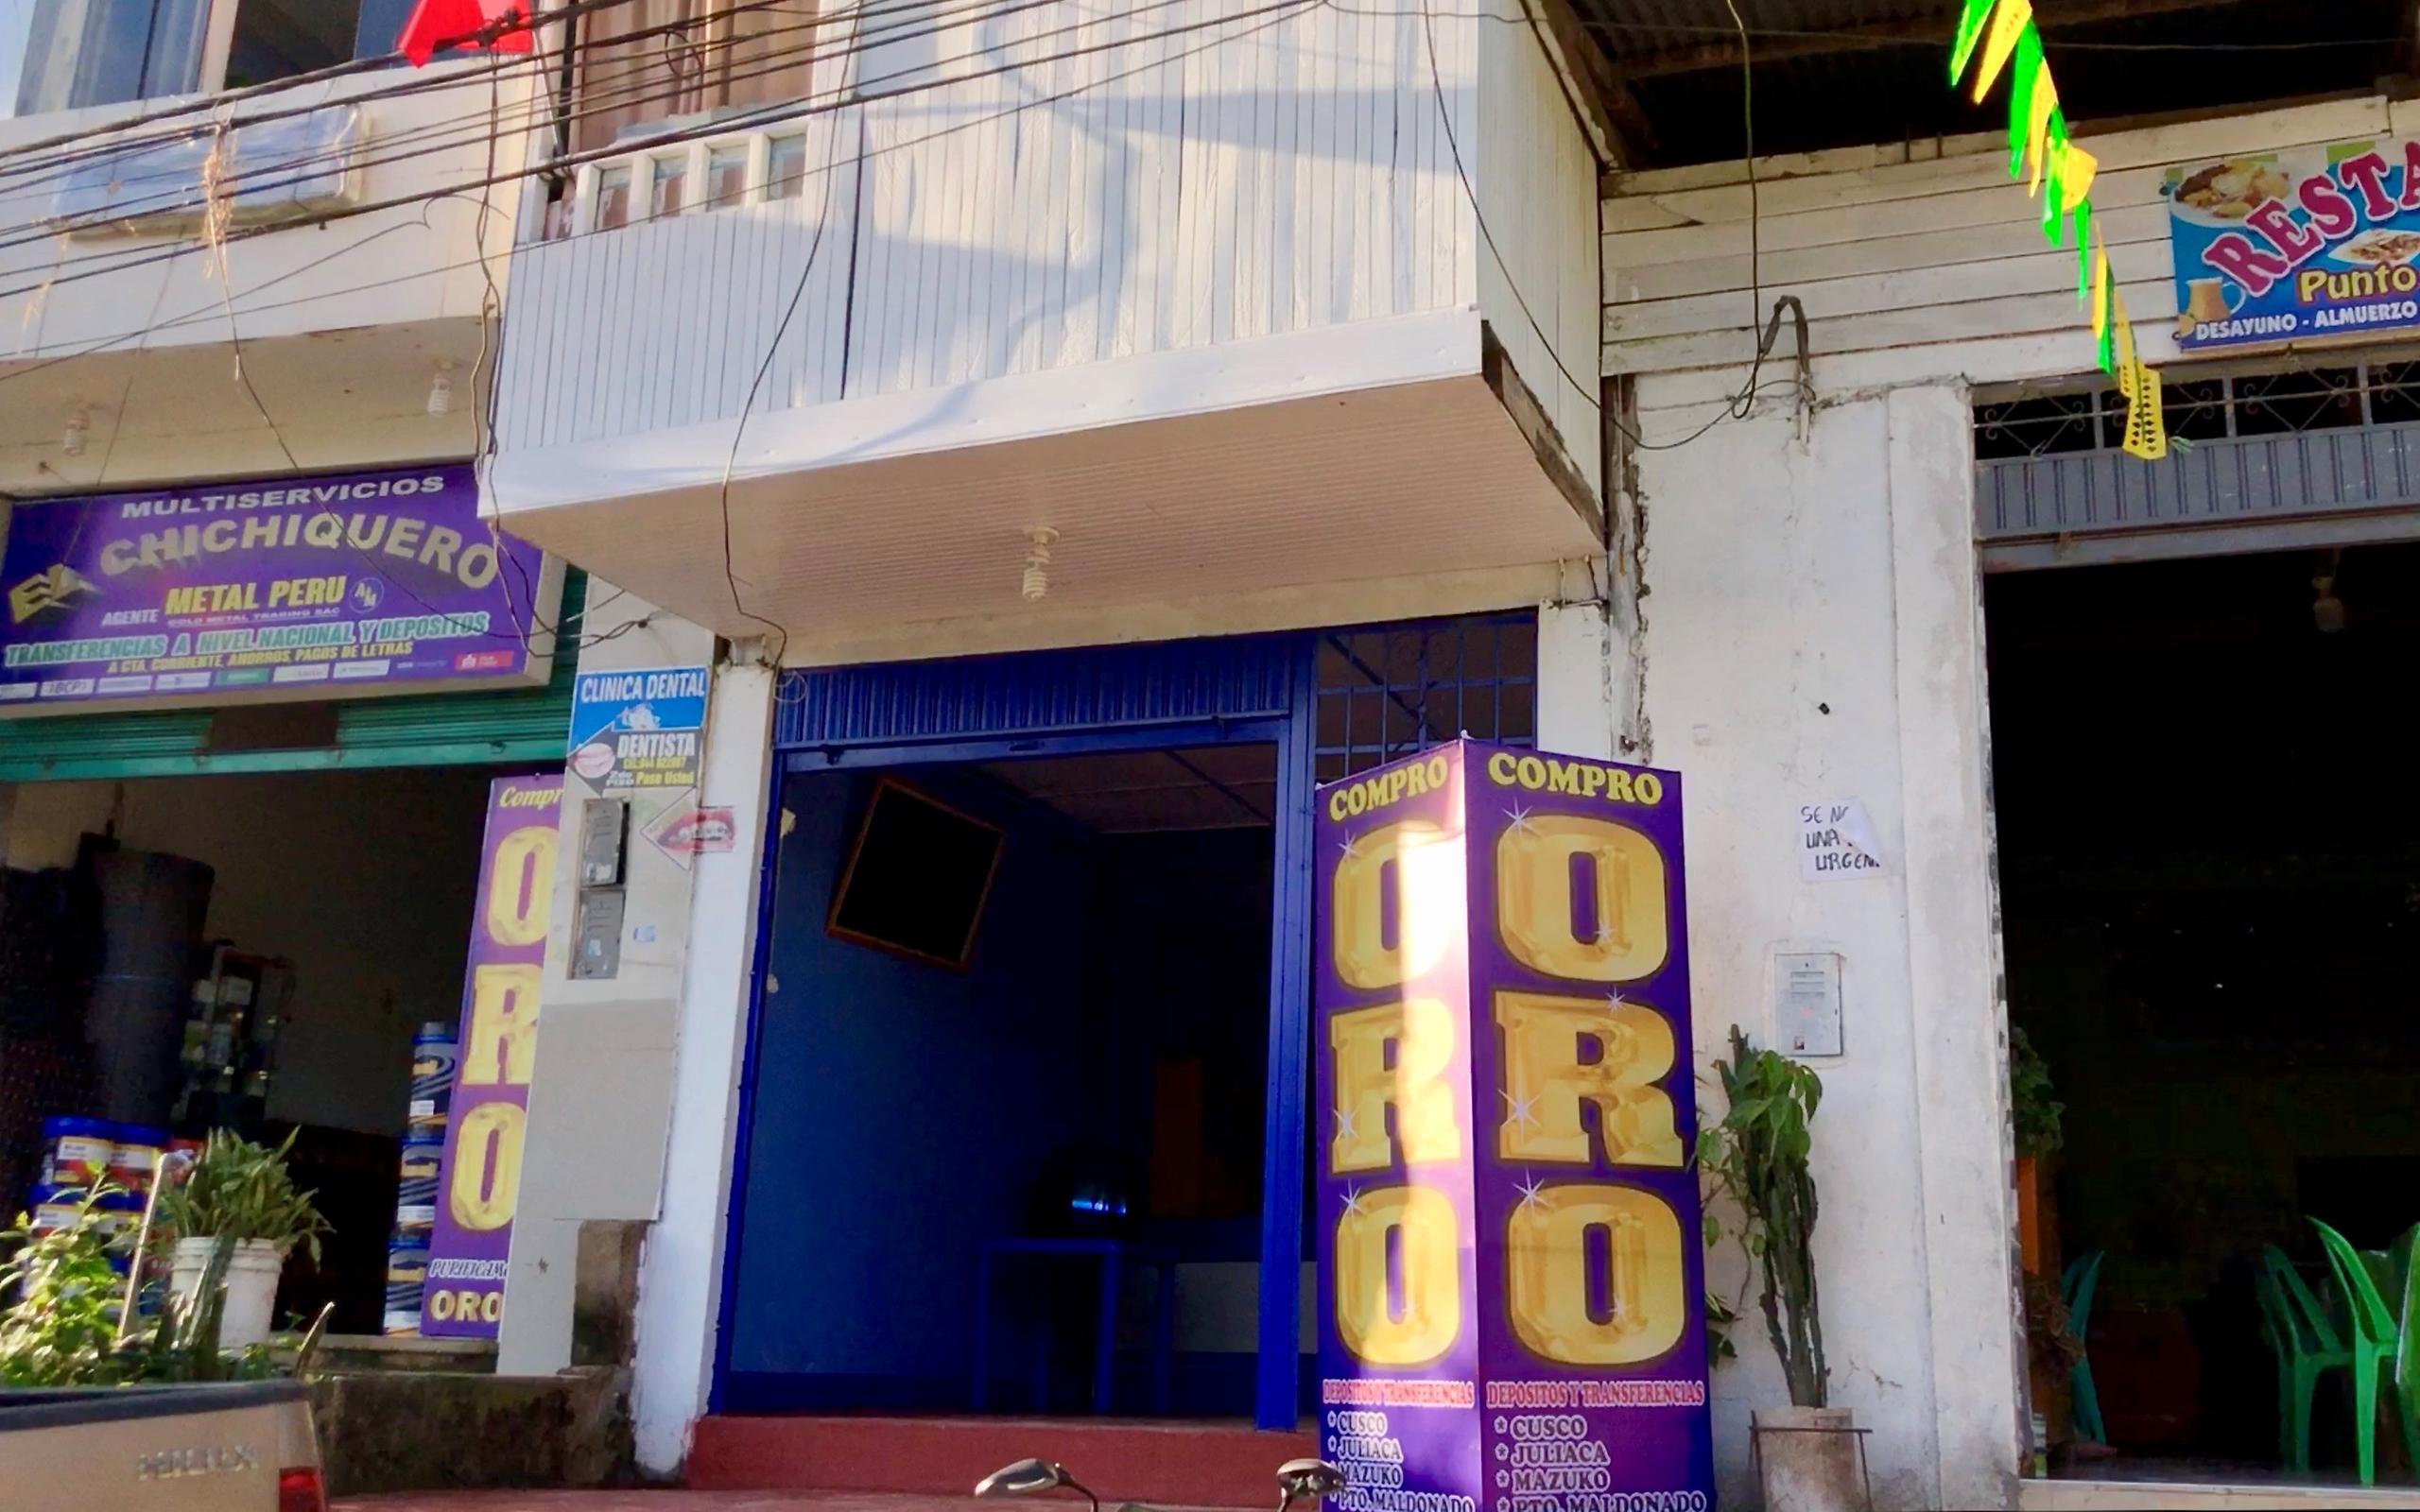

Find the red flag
[[397, 0, 534, 66]]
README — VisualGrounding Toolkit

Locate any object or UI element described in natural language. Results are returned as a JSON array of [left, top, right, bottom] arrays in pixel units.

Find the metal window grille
[[1975, 358, 2420, 460], [1313, 613, 1537, 782]]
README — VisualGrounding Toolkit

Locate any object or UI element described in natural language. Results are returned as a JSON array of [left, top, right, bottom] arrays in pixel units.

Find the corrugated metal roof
[[1573, 0, 2408, 164], [1583, 0, 1944, 64]]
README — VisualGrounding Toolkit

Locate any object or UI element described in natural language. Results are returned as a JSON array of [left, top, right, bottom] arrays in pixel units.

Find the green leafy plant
[[1703, 1289, 1739, 1366], [1698, 1025, 1828, 1408], [0, 1180, 331, 1387], [2010, 1026, 2065, 1160], [156, 1129, 330, 1262], [0, 1184, 130, 1385]]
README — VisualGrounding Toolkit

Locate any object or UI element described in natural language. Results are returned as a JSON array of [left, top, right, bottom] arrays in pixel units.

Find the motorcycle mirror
[[977, 1459, 1069, 1498], [1275, 1458, 1346, 1502]]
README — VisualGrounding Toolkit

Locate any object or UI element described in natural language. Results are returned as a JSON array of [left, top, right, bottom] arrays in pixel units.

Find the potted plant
[[1, 1182, 329, 1383], [1700, 1027, 1852, 1512], [156, 1129, 329, 1349]]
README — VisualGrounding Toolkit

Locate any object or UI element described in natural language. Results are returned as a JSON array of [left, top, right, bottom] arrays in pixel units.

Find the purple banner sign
[[0, 463, 550, 714], [1314, 741, 1713, 1512], [423, 774, 561, 1338]]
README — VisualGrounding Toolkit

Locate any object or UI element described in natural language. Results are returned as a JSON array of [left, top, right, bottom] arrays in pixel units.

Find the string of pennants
[[1951, 0, 2168, 459]]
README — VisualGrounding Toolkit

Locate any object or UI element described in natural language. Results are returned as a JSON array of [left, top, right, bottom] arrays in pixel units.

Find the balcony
[[485, 0, 1605, 658], [0, 59, 541, 492]]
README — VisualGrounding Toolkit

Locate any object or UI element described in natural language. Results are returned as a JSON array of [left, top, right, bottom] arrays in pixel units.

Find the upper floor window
[[570, 0, 819, 155], [10, 0, 410, 117]]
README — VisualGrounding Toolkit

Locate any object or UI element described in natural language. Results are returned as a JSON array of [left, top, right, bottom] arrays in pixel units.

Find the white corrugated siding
[[1478, 7, 1600, 496], [496, 0, 1491, 454]]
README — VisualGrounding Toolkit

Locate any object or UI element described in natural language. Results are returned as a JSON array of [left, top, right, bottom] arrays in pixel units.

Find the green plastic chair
[[2310, 1218, 2420, 1486], [2381, 1224, 2420, 1436], [2256, 1244, 2351, 1471], [2064, 1251, 2106, 1446]]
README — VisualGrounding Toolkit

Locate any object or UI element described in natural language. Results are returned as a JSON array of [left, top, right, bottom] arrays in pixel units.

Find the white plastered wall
[[627, 653, 776, 1474], [1623, 383, 2016, 1511]]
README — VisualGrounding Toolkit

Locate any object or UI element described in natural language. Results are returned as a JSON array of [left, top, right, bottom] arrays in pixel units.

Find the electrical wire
[[9, 0, 1805, 673], [18, 0, 1786, 463], [1717, 0, 1762, 423], [9, 8, 874, 651], [0, 0, 731, 175], [0, 0, 1316, 299], [1416, 0, 1602, 417], [0, 0, 1317, 386], [2, 0, 2384, 195], [0, 0, 992, 258], [0, 0, 966, 215], [7, 0, 1331, 661], [1566, 17, 2402, 56], [710, 0, 1326, 667], [714, 70, 851, 667]]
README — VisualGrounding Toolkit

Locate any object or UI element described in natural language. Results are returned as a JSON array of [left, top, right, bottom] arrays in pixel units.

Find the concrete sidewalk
[[337, 1495, 996, 1512], [337, 1493, 1255, 1512]]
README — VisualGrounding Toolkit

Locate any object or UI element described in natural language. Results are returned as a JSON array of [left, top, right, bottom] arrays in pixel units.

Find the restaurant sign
[[0, 463, 553, 715], [1313, 741, 1713, 1512], [2168, 138, 2420, 353]]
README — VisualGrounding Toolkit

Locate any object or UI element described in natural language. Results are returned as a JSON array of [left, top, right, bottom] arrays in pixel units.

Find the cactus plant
[[1699, 1026, 1829, 1408]]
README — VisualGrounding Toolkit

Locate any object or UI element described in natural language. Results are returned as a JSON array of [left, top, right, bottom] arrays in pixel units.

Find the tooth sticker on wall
[[1952, 0, 2167, 459]]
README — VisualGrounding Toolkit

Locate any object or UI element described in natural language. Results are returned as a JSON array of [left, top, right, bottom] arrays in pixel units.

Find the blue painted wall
[[726, 768, 1105, 1402]]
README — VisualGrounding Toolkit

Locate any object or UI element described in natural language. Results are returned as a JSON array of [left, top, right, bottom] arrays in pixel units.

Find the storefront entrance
[[1989, 532, 2420, 1491], [1, 764, 547, 1332], [0, 569, 584, 1338], [718, 617, 1539, 1432]]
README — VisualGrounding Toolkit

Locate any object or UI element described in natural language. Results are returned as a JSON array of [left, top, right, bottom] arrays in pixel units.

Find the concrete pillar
[[497, 593, 714, 1375], [628, 654, 777, 1474], [1536, 564, 1618, 761], [1886, 386, 2024, 1512]]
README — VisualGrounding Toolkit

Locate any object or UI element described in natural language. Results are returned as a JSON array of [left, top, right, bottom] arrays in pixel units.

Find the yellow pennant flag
[[2026, 77, 2060, 193], [1971, 0, 2034, 104], [2058, 141, 2098, 214]]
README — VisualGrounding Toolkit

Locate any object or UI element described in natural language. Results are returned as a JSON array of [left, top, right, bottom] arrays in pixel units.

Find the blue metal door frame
[[717, 633, 1315, 1432]]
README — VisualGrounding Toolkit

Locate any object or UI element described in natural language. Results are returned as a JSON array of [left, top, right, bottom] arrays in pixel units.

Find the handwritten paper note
[[1800, 799, 1884, 882]]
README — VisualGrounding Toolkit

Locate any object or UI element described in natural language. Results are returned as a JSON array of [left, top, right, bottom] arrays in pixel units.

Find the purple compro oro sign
[[0, 462, 554, 714], [1314, 740, 1713, 1512], [424, 774, 561, 1338]]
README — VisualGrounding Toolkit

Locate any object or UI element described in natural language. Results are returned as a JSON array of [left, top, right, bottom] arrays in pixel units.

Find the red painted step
[[688, 1416, 1319, 1507]]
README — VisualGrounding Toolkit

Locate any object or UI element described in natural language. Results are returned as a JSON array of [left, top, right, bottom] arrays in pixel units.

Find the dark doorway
[[722, 747, 1277, 1418], [1990, 541, 2420, 1485]]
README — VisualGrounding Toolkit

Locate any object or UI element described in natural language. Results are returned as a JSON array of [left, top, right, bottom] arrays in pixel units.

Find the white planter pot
[[1754, 1405, 1864, 1512], [169, 1237, 285, 1349]]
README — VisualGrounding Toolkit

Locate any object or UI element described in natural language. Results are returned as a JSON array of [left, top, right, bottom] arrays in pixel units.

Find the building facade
[[8, 3, 2417, 1509]]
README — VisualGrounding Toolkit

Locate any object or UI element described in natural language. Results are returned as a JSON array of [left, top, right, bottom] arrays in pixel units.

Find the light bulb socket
[[1020, 526, 1058, 602]]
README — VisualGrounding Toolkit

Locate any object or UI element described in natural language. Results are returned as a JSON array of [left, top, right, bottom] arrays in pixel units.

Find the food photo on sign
[[2166, 139, 2420, 352]]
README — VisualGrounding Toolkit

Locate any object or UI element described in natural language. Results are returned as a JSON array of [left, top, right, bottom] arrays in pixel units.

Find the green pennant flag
[[1949, 0, 1999, 85]]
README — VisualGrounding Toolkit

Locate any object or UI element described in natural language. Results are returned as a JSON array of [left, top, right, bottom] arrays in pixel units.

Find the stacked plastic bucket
[[385, 1022, 457, 1335], [27, 1117, 184, 1287]]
